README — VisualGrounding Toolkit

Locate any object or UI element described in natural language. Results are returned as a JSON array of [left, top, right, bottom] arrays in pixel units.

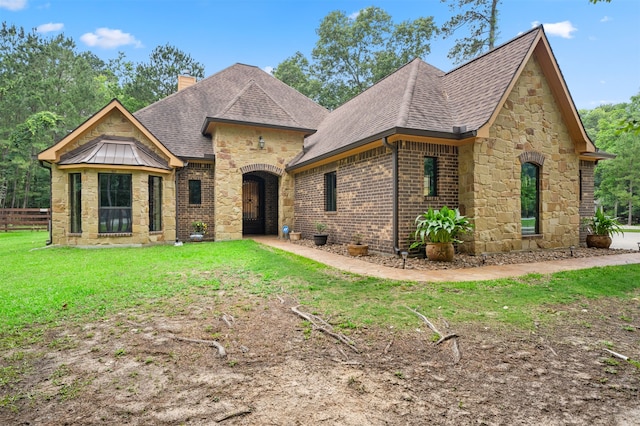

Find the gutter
[[38, 160, 53, 245], [287, 126, 476, 173], [382, 137, 399, 255]]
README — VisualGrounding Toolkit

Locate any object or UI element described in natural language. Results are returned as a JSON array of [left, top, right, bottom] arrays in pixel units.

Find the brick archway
[[240, 163, 284, 176]]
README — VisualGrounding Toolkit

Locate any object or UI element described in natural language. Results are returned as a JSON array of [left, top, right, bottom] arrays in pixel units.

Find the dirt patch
[[1, 292, 638, 425]]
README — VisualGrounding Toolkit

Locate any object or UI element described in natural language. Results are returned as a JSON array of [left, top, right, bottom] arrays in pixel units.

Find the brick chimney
[[177, 75, 196, 91]]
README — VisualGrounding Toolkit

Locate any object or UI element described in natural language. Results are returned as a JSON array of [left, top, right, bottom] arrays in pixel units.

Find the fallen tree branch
[[291, 306, 359, 353], [170, 334, 227, 357], [384, 339, 394, 354], [215, 407, 252, 423], [435, 333, 458, 345], [406, 306, 442, 337]]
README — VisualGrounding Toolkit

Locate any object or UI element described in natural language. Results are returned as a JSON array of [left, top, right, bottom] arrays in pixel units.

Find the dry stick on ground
[[604, 348, 629, 361], [215, 407, 252, 423], [408, 307, 460, 364], [170, 334, 227, 357], [291, 306, 359, 353], [384, 338, 394, 354], [221, 313, 234, 328]]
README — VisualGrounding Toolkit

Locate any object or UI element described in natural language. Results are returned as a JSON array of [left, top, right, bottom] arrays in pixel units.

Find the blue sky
[[1, 0, 639, 110]]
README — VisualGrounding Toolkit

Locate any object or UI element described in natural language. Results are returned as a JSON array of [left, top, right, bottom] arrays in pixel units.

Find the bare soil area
[[1, 289, 639, 425]]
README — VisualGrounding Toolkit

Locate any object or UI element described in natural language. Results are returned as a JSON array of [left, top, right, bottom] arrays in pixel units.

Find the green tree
[[127, 44, 205, 108], [1, 112, 64, 208], [274, 7, 437, 109], [440, 0, 501, 64], [584, 93, 640, 225]]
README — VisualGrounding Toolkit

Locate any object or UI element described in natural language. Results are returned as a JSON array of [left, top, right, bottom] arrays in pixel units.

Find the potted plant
[[190, 221, 207, 242], [313, 222, 328, 246], [584, 208, 623, 249], [410, 206, 473, 262], [289, 230, 302, 241], [347, 233, 368, 256]]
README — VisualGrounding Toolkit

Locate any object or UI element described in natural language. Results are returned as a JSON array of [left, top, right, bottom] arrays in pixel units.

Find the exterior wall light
[[259, 136, 265, 149]]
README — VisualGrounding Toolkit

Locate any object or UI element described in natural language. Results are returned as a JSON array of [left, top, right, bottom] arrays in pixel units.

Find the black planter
[[313, 234, 328, 246]]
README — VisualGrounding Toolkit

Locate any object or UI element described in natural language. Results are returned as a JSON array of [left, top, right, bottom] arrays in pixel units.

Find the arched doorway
[[242, 172, 279, 235]]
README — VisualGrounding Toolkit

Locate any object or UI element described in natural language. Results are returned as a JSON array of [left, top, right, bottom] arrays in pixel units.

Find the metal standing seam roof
[[59, 136, 170, 170]]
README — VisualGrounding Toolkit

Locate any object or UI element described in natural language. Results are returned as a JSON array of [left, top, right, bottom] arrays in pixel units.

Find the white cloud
[[532, 20, 577, 39], [36, 22, 63, 33], [348, 10, 360, 20], [600, 16, 612, 23], [263, 66, 274, 75], [80, 28, 142, 49], [0, 0, 27, 11]]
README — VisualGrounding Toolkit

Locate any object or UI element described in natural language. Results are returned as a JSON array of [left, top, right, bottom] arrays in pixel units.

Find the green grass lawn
[[1, 231, 639, 342]]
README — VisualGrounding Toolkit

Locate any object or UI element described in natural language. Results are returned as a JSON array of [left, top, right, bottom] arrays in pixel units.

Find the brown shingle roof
[[289, 27, 542, 168], [134, 63, 329, 159]]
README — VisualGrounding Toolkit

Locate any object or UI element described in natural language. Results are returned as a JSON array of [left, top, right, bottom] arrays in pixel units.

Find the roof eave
[[287, 127, 476, 172], [202, 117, 317, 137]]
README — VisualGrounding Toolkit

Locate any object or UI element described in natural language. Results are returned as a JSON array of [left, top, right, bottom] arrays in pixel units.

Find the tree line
[[1, 0, 636, 225]]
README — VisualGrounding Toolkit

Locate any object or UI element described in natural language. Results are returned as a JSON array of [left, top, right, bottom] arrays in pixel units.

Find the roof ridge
[[215, 79, 303, 128], [396, 60, 421, 128], [445, 25, 542, 76]]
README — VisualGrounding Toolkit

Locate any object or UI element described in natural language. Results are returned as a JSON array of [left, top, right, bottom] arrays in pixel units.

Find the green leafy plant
[[351, 233, 364, 245], [191, 221, 208, 235], [583, 208, 623, 237], [315, 222, 327, 234], [410, 206, 473, 248]]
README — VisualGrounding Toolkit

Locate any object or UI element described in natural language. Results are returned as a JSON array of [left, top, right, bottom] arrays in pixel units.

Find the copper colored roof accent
[[59, 136, 170, 170]]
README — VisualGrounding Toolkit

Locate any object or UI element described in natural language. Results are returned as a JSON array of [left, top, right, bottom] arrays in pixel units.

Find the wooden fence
[[0, 208, 50, 232]]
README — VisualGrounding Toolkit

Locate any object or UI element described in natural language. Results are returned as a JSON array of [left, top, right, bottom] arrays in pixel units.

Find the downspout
[[39, 160, 53, 245], [382, 137, 399, 254], [175, 161, 188, 243]]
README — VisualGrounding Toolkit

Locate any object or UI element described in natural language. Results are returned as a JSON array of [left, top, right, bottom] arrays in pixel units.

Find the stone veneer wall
[[459, 55, 581, 254], [397, 141, 459, 251], [211, 125, 302, 240], [579, 160, 596, 246], [50, 167, 176, 246], [293, 146, 394, 253], [176, 162, 215, 242], [49, 108, 177, 246]]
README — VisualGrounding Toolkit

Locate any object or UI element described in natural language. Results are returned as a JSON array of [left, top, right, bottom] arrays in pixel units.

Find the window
[[99, 173, 132, 233], [189, 180, 201, 205], [149, 176, 162, 232], [324, 171, 337, 212], [69, 173, 82, 233], [423, 157, 437, 197], [521, 162, 540, 235]]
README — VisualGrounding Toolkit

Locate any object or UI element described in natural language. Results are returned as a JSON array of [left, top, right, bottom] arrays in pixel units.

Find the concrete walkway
[[252, 236, 640, 282]]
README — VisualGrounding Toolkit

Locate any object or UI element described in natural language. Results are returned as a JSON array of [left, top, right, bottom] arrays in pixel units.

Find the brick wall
[[579, 160, 595, 246], [177, 162, 215, 241], [397, 141, 459, 250], [294, 146, 394, 252]]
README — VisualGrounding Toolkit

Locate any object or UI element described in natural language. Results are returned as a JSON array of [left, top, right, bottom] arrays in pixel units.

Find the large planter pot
[[426, 242, 455, 262], [347, 243, 368, 257], [190, 233, 204, 242], [289, 231, 302, 241], [586, 234, 612, 249], [313, 234, 328, 246]]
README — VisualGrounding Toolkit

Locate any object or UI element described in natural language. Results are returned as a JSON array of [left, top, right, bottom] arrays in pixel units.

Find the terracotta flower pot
[[289, 231, 301, 241], [347, 243, 368, 257], [426, 242, 455, 262], [586, 234, 612, 249]]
